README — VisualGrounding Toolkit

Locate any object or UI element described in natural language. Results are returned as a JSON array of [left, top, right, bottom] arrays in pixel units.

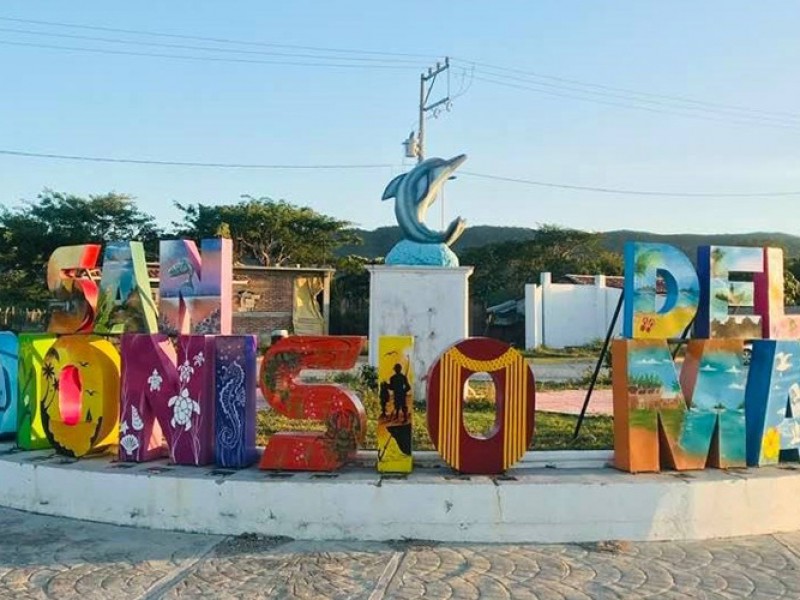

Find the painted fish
[[168, 258, 195, 289]]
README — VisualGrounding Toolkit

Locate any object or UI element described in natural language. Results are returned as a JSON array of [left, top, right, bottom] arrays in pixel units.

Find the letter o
[[427, 338, 535, 474]]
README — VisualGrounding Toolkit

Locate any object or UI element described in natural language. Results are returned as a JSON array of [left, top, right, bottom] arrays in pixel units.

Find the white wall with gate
[[525, 273, 622, 349]]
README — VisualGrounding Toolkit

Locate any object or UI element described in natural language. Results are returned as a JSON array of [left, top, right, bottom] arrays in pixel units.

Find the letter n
[[158, 239, 232, 335], [119, 334, 215, 465]]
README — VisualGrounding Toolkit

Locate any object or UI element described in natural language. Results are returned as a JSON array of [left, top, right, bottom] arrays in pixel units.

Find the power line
[[4, 15, 794, 128], [0, 149, 394, 169], [468, 68, 800, 128], [0, 39, 424, 70], [0, 15, 437, 60], [3, 148, 798, 197], [461, 170, 800, 198], [0, 26, 428, 65], [453, 57, 800, 123], [472, 74, 800, 131]]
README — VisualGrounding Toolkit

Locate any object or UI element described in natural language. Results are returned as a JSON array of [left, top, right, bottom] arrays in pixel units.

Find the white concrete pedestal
[[368, 265, 473, 401], [5, 445, 800, 543]]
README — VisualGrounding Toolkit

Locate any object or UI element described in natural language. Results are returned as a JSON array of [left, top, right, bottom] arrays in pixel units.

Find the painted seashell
[[131, 406, 144, 431], [120, 434, 140, 455]]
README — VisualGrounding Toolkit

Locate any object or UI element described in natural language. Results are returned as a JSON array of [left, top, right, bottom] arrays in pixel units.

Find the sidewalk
[[536, 388, 613, 416], [1, 506, 798, 599]]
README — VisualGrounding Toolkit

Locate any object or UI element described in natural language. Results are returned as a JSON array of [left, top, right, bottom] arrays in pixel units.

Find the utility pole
[[403, 57, 451, 163]]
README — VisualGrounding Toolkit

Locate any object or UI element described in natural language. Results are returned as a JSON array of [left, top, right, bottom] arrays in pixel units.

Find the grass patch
[[522, 340, 607, 359], [256, 379, 613, 451], [532, 412, 613, 450]]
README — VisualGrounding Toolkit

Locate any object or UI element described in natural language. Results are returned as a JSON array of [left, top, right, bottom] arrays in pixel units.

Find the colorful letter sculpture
[[47, 244, 101, 334], [0, 333, 18, 436], [613, 339, 747, 472], [426, 338, 535, 475], [259, 336, 366, 471], [755, 248, 800, 339], [680, 339, 747, 468], [94, 241, 158, 334], [745, 340, 800, 466], [623, 242, 699, 339], [120, 334, 216, 465], [214, 336, 258, 468], [158, 238, 232, 335], [696, 246, 763, 339], [376, 336, 414, 473], [39, 335, 120, 457], [17, 334, 57, 450]]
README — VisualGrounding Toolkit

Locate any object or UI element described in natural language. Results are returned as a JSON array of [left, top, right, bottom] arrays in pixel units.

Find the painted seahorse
[[217, 360, 245, 449]]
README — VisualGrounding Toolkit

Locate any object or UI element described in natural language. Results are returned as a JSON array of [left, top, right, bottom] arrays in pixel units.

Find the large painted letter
[[47, 244, 101, 333], [623, 243, 699, 339], [94, 241, 158, 334], [377, 336, 414, 474], [259, 336, 366, 471], [696, 246, 763, 339], [214, 335, 258, 468], [427, 338, 535, 475], [745, 340, 800, 466], [120, 334, 215, 465], [39, 335, 120, 457], [754, 248, 800, 339], [613, 339, 746, 472], [0, 332, 19, 436], [158, 238, 232, 335], [17, 334, 57, 449]]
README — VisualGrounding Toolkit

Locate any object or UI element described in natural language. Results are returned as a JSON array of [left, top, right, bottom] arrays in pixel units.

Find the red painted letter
[[259, 336, 366, 471]]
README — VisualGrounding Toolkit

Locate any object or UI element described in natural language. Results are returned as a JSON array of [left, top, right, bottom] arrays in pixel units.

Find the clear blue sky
[[1, 2, 798, 235]]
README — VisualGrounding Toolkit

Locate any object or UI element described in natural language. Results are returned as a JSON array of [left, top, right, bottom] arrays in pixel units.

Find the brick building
[[230, 266, 334, 340], [146, 264, 334, 343]]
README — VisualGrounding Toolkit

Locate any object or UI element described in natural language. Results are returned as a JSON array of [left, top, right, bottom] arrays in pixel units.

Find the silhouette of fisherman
[[379, 381, 391, 418], [390, 363, 411, 421]]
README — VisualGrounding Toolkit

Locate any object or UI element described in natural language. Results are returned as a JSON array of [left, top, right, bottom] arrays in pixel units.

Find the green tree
[[785, 268, 800, 306], [788, 257, 800, 280], [174, 196, 361, 267], [0, 190, 161, 304], [462, 225, 622, 306], [329, 255, 381, 335]]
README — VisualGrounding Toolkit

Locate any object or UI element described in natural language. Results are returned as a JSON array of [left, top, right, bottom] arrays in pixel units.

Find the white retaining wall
[[525, 273, 623, 349], [3, 444, 800, 543]]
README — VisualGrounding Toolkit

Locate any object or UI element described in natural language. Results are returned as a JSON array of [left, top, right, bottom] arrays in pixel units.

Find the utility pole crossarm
[[416, 57, 450, 163]]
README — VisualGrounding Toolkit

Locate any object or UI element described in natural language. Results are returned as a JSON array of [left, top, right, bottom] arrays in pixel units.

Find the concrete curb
[[1, 443, 797, 543]]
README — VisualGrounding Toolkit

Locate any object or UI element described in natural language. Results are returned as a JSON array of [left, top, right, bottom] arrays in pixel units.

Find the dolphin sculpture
[[382, 154, 467, 247]]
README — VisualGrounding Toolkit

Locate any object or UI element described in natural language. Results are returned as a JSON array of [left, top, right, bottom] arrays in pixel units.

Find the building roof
[[233, 265, 335, 273], [144, 263, 334, 285], [563, 274, 667, 294]]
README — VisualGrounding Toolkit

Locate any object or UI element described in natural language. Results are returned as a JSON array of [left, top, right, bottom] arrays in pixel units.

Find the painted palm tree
[[634, 249, 661, 291], [711, 247, 726, 278]]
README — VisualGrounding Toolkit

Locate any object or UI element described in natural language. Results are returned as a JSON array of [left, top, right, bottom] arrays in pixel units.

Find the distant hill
[[599, 230, 800, 261], [337, 225, 539, 258], [338, 226, 800, 260]]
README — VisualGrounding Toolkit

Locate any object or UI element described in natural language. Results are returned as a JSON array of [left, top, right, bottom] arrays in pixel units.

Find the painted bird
[[776, 352, 794, 373]]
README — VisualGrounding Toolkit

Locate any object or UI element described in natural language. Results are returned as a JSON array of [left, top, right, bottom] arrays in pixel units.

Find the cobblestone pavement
[[4, 506, 800, 599]]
